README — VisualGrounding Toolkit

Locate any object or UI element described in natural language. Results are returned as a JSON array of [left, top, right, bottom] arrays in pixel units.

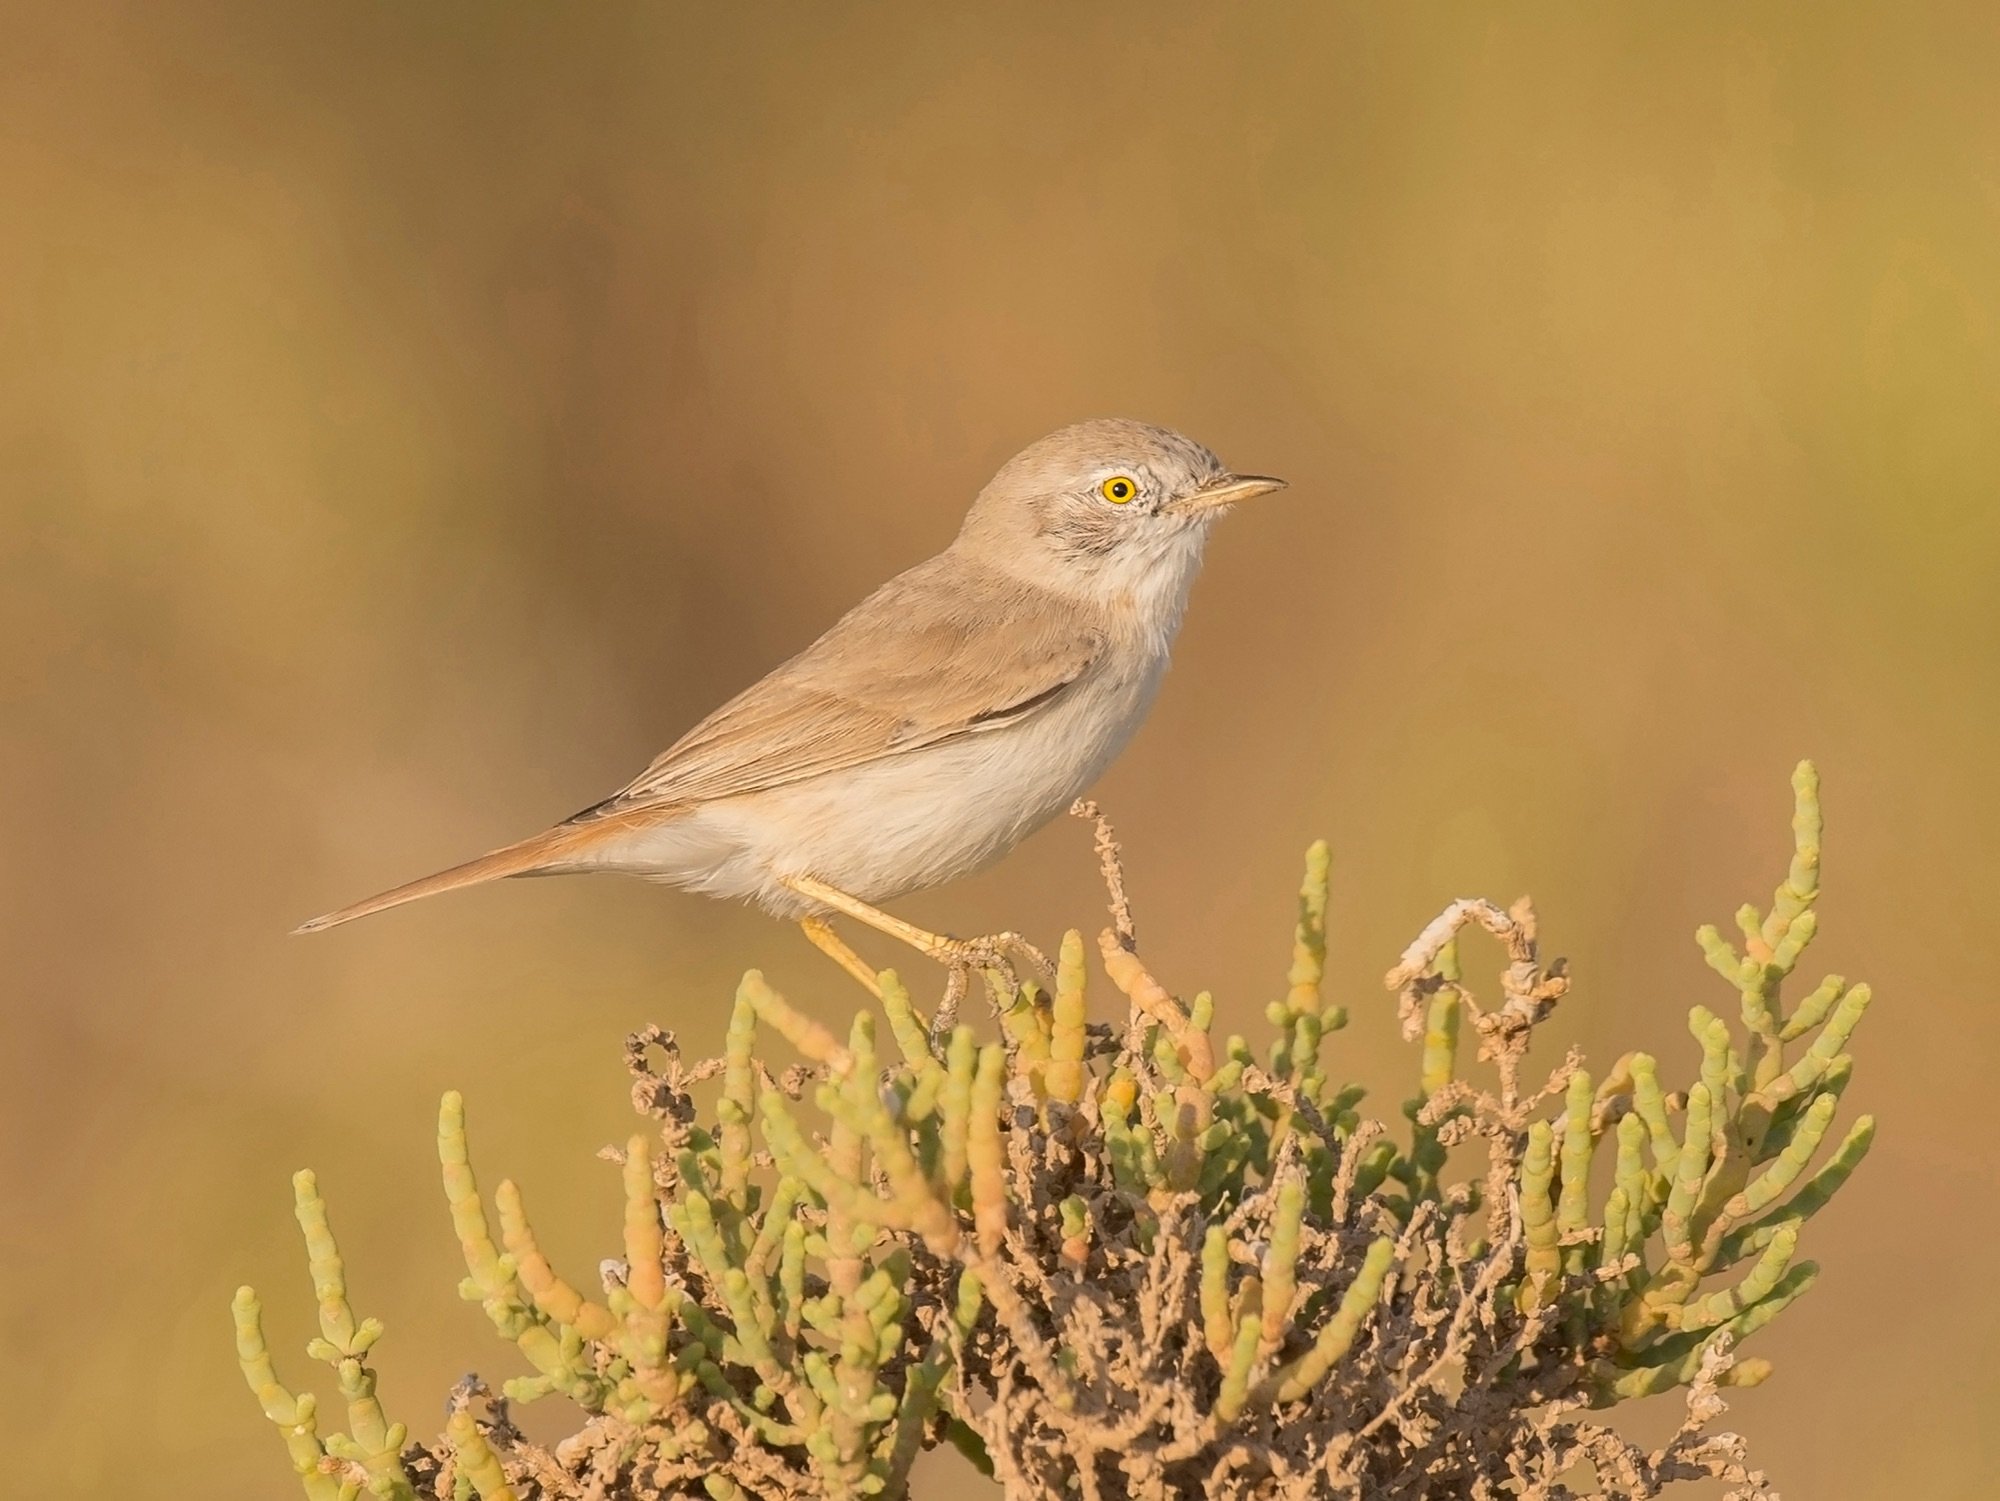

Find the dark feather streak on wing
[[961, 673, 1081, 730]]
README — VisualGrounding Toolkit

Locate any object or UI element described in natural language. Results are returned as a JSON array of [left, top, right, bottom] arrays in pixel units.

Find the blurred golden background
[[5, 3, 1996, 1495]]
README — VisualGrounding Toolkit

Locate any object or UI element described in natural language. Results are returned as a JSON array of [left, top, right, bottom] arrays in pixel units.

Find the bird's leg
[[802, 915, 968, 1051], [781, 874, 1054, 987], [798, 916, 883, 998]]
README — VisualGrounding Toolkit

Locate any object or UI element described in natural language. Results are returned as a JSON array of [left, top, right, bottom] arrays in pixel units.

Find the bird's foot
[[782, 874, 1053, 1043], [924, 932, 1055, 1046], [924, 930, 1052, 984]]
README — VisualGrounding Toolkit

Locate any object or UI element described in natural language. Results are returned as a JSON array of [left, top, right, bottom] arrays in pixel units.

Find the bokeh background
[[6, 3, 1997, 1495]]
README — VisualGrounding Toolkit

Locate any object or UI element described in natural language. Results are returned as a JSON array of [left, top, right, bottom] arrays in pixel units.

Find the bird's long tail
[[291, 826, 587, 934]]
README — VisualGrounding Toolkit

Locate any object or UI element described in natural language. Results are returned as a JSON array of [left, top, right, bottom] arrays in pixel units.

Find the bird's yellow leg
[[798, 916, 883, 998], [782, 874, 1053, 983], [788, 876, 960, 958]]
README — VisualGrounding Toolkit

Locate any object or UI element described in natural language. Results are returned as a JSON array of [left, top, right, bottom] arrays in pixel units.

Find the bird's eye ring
[[1100, 475, 1138, 504]]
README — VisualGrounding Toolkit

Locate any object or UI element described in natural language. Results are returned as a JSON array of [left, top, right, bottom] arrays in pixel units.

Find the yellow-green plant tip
[[1264, 1235, 1397, 1407], [1735, 1092, 1839, 1222], [952, 1267, 984, 1336], [495, 1178, 616, 1342], [446, 1408, 519, 1501], [1434, 933, 1461, 985], [255, 1177, 418, 1497], [847, 1007, 877, 1063], [1286, 840, 1332, 1022], [233, 1284, 304, 1426], [291, 1169, 361, 1354], [1557, 1070, 1595, 1245], [1763, 985, 1870, 1108], [741, 969, 853, 1072], [758, 1088, 866, 1231], [1629, 1053, 1678, 1173], [1260, 1172, 1306, 1344], [1190, 989, 1215, 1033], [939, 1025, 977, 1190], [1722, 1261, 1819, 1344], [1768, 908, 1817, 974], [1419, 988, 1460, 1099], [1101, 934, 1217, 1081], [1519, 1120, 1559, 1305], [1662, 1082, 1714, 1267], [621, 1135, 667, 1313], [1613, 1112, 1648, 1197], [438, 1090, 513, 1307], [719, 982, 760, 1204], [1603, 1355, 1695, 1402], [970, 1043, 1008, 1256], [1679, 1225, 1799, 1332], [1758, 765, 1824, 953], [1689, 1010, 1732, 1108], [1781, 973, 1846, 1042], [745, 1176, 803, 1279], [1787, 760, 1822, 882], [1723, 1356, 1774, 1388], [1695, 925, 1741, 984], [1214, 1278, 1264, 1422], [1059, 1196, 1088, 1237], [1820, 983, 1873, 1052], [999, 985, 1053, 1077], [1200, 1223, 1234, 1364], [1601, 1184, 1631, 1265], [1046, 929, 1089, 1103], [854, 1067, 961, 1255], [876, 969, 935, 1073], [1721, 1114, 1875, 1263]]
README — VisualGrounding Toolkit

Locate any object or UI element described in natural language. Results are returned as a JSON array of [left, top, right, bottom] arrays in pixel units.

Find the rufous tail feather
[[292, 826, 587, 934]]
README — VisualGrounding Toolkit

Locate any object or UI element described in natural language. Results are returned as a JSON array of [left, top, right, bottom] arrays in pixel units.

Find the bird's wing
[[568, 561, 1104, 823]]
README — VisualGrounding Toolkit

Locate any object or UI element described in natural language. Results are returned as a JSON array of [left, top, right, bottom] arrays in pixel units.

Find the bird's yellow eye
[[1100, 475, 1138, 504]]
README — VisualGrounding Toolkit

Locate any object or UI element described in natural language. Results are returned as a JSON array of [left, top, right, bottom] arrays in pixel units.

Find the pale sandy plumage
[[295, 418, 1283, 934]]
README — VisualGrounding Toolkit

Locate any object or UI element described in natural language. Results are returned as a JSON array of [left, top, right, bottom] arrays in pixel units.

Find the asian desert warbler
[[295, 418, 1284, 977]]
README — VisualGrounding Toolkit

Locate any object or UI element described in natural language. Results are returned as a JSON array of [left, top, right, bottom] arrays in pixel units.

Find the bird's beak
[[1170, 473, 1289, 514]]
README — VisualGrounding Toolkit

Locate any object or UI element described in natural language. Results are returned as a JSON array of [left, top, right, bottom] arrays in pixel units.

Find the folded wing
[[567, 556, 1103, 822]]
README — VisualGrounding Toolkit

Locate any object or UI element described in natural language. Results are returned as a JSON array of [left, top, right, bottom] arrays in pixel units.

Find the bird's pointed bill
[[1170, 473, 1288, 514]]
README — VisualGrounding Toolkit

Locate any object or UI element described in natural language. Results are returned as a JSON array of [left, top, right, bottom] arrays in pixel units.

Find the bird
[[295, 418, 1284, 992]]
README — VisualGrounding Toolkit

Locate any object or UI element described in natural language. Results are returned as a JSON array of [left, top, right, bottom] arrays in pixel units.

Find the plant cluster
[[237, 765, 1874, 1499]]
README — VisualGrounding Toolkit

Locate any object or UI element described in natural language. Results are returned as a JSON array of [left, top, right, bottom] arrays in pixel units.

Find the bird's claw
[[924, 931, 1055, 1047], [927, 931, 1054, 988]]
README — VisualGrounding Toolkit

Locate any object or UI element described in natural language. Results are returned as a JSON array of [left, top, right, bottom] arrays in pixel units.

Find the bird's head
[[953, 418, 1285, 616]]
